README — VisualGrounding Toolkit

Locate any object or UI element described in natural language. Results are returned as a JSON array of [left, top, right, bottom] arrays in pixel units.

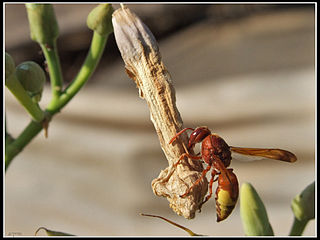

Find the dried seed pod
[[112, 6, 207, 219]]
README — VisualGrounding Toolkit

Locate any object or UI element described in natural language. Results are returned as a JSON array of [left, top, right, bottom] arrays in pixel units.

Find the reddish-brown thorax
[[187, 127, 232, 168]]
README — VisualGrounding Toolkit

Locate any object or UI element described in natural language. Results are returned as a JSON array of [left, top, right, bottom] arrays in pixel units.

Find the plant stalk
[[5, 120, 44, 170], [5, 32, 108, 171], [5, 74, 45, 122], [46, 32, 107, 113], [289, 217, 309, 236], [40, 40, 63, 99]]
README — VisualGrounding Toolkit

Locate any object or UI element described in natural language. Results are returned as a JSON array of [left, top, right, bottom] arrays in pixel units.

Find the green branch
[[5, 73, 45, 122], [6, 31, 109, 170], [289, 217, 309, 236], [46, 32, 107, 113], [5, 120, 44, 170], [5, 4, 113, 171], [40, 41, 63, 99]]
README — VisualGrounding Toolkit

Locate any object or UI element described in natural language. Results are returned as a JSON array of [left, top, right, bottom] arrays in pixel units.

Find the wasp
[[169, 126, 297, 222]]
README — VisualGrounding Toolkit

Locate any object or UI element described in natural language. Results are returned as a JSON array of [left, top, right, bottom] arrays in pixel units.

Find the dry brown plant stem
[[112, 6, 208, 219]]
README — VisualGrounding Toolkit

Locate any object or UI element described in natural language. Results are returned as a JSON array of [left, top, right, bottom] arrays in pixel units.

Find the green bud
[[87, 4, 114, 36], [25, 3, 59, 44], [240, 183, 274, 236], [15, 61, 46, 103], [5, 52, 16, 81], [291, 181, 315, 221]]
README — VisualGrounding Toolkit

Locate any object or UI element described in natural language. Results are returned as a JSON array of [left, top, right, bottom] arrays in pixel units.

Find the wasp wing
[[230, 147, 297, 163]]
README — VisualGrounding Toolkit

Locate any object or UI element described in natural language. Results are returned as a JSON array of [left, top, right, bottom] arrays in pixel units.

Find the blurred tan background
[[5, 3, 315, 236]]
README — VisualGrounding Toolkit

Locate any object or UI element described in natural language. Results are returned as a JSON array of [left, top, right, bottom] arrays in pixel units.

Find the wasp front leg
[[173, 152, 202, 168], [169, 128, 195, 145]]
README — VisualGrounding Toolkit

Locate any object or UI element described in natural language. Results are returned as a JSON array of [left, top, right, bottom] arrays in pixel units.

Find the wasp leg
[[173, 153, 202, 168], [180, 164, 212, 198], [199, 170, 219, 212], [169, 128, 195, 144]]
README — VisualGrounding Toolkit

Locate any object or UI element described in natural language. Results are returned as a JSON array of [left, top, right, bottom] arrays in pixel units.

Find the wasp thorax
[[211, 134, 232, 167]]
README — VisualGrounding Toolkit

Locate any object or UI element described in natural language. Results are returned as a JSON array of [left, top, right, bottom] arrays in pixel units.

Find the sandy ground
[[5, 4, 315, 236]]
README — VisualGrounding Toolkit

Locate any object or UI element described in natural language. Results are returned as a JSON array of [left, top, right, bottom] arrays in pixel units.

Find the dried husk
[[112, 6, 208, 219]]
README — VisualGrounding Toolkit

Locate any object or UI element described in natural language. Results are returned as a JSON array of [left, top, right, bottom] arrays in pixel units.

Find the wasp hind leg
[[180, 164, 212, 200], [199, 169, 219, 212]]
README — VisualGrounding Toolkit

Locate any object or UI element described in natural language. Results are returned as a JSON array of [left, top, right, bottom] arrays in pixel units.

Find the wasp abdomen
[[215, 169, 239, 222], [215, 187, 238, 222]]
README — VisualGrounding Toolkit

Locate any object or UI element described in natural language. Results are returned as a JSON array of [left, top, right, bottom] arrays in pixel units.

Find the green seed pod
[[291, 181, 315, 221], [87, 4, 114, 36], [15, 61, 46, 103], [240, 183, 274, 236], [25, 3, 59, 44], [5, 52, 16, 81]]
